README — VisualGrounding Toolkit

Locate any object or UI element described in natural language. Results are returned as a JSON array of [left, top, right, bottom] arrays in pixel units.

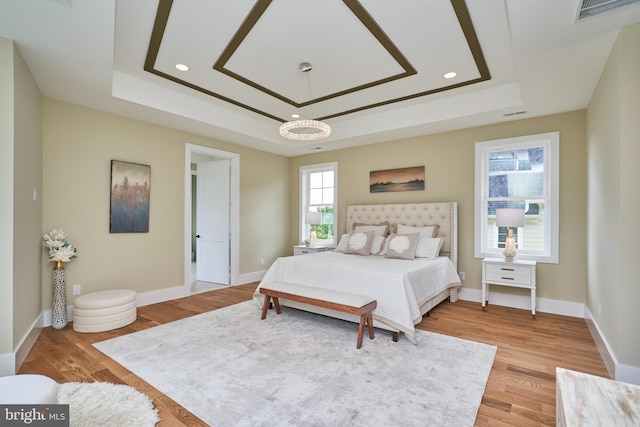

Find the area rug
[[57, 382, 159, 427], [94, 301, 496, 427]]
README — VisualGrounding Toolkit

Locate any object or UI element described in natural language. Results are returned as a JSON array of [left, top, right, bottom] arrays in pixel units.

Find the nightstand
[[482, 257, 537, 316], [293, 245, 328, 256]]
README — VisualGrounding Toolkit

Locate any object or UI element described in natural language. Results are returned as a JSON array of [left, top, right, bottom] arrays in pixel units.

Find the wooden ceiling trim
[[144, 0, 491, 123], [213, 0, 417, 108], [143, 0, 282, 122]]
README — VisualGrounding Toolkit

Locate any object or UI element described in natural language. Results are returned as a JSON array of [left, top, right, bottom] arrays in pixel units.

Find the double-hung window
[[474, 132, 559, 263], [300, 162, 338, 246]]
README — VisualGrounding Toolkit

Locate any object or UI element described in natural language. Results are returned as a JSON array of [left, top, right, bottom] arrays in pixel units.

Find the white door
[[196, 159, 230, 284]]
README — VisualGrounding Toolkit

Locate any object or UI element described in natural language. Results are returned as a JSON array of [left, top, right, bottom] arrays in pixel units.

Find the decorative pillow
[[352, 221, 391, 237], [334, 234, 350, 252], [384, 233, 420, 260], [336, 232, 385, 254], [415, 237, 444, 258], [397, 224, 439, 238], [344, 231, 375, 256]]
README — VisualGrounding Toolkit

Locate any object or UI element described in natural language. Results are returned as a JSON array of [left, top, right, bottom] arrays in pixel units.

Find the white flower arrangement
[[502, 248, 516, 259], [42, 228, 77, 263]]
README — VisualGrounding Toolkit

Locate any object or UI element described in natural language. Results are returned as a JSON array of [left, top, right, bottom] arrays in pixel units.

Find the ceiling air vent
[[576, 0, 640, 21]]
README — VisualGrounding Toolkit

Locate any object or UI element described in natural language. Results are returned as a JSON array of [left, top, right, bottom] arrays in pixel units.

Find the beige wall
[[13, 41, 44, 352], [0, 38, 15, 358], [0, 37, 43, 371], [42, 99, 289, 308], [290, 110, 588, 303], [587, 24, 640, 372]]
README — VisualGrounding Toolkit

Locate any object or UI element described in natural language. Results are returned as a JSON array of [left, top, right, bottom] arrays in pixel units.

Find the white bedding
[[253, 251, 462, 342]]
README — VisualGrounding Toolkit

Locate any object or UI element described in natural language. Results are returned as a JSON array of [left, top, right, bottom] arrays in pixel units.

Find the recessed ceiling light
[[291, 113, 300, 119], [175, 64, 189, 71], [443, 71, 457, 79]]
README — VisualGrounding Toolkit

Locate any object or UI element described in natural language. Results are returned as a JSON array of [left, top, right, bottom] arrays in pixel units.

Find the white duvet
[[253, 251, 461, 342]]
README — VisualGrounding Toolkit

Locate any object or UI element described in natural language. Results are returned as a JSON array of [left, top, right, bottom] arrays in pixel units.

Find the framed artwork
[[110, 160, 150, 233], [370, 166, 425, 193]]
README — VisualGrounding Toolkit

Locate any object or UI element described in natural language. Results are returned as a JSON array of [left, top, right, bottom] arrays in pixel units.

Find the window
[[300, 162, 338, 246], [474, 132, 559, 263]]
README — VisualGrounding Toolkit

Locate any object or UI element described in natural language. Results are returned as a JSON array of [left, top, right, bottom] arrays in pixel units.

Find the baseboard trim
[[0, 353, 15, 376], [2, 313, 46, 375], [584, 306, 640, 385], [14, 316, 44, 373], [136, 286, 190, 308], [236, 270, 266, 285], [457, 287, 584, 317]]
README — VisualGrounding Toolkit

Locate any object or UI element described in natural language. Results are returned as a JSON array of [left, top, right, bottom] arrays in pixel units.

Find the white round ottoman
[[73, 289, 137, 333], [0, 374, 58, 404]]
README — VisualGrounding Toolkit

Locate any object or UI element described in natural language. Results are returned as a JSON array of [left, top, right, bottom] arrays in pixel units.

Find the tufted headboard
[[345, 202, 458, 268]]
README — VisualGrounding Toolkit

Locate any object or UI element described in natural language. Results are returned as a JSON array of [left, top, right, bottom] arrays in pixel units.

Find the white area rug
[[94, 301, 496, 426], [57, 382, 159, 427]]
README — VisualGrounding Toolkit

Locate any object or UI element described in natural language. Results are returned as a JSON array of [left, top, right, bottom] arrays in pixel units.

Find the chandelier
[[279, 63, 331, 141]]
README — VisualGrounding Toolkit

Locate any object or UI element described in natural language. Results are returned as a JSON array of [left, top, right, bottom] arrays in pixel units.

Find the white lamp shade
[[495, 208, 525, 227], [305, 211, 322, 225]]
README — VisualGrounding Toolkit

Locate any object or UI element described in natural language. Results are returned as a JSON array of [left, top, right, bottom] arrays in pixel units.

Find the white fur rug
[[94, 301, 496, 426], [57, 382, 159, 427]]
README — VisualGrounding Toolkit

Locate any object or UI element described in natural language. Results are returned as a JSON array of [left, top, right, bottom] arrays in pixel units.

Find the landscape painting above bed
[[369, 166, 425, 192], [255, 202, 460, 343]]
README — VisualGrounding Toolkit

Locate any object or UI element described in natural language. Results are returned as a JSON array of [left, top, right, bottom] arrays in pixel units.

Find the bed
[[253, 202, 461, 343]]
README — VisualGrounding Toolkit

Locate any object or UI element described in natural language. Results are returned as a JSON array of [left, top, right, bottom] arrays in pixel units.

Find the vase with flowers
[[42, 228, 77, 329]]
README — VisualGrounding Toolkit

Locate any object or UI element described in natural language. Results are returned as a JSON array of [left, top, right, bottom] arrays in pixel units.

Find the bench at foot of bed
[[259, 282, 377, 349]]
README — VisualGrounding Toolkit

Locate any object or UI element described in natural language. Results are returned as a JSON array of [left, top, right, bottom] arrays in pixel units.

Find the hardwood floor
[[19, 283, 608, 426]]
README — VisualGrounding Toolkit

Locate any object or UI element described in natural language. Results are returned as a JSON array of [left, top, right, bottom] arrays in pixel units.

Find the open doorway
[[184, 144, 239, 294]]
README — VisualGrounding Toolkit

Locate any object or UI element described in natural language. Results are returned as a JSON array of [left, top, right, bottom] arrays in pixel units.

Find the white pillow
[[397, 224, 438, 237], [353, 224, 389, 236], [415, 237, 444, 258], [334, 234, 350, 252], [397, 224, 439, 238], [370, 234, 386, 255]]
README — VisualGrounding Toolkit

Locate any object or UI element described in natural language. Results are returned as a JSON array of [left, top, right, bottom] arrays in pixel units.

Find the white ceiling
[[2, 0, 640, 157]]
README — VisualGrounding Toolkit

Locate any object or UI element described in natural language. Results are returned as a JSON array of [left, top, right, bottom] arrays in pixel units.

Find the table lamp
[[495, 208, 525, 261], [305, 211, 322, 247]]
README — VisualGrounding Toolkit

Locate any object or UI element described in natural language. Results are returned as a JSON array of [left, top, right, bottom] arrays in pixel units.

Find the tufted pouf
[[73, 289, 137, 333], [0, 374, 58, 404]]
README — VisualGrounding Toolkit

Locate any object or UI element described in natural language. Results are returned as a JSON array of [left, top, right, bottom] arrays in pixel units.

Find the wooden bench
[[259, 282, 377, 349]]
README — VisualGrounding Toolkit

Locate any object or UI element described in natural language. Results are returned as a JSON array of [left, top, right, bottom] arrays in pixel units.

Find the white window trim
[[474, 132, 559, 263], [300, 161, 338, 247]]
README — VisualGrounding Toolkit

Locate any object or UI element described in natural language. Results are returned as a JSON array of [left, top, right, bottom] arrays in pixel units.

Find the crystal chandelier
[[279, 63, 331, 141]]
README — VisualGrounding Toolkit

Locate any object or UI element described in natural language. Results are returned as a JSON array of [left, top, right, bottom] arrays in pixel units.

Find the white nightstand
[[482, 257, 537, 316], [293, 245, 328, 256]]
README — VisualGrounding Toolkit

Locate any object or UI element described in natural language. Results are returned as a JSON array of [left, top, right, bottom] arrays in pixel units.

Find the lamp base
[[504, 256, 515, 262], [309, 229, 317, 247]]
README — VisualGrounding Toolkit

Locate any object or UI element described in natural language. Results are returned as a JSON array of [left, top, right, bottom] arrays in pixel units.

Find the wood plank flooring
[[18, 283, 608, 426]]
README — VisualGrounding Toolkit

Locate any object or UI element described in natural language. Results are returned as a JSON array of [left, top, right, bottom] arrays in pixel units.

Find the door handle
[[196, 235, 200, 238]]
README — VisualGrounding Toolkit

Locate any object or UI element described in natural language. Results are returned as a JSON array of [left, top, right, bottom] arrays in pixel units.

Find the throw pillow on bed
[[396, 223, 439, 238], [335, 232, 386, 255], [369, 234, 386, 255], [415, 237, 444, 258], [334, 234, 350, 252], [352, 221, 391, 237], [344, 230, 375, 256], [384, 233, 420, 260]]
